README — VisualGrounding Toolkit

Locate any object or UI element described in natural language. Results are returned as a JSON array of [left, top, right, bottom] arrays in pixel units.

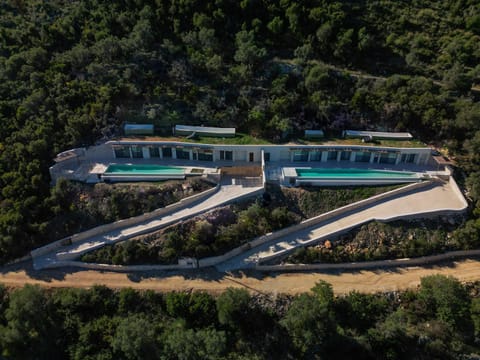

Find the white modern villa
[[49, 126, 444, 186]]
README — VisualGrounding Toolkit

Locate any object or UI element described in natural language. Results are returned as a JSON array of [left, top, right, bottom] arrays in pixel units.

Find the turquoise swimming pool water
[[296, 168, 417, 179], [105, 164, 185, 175]]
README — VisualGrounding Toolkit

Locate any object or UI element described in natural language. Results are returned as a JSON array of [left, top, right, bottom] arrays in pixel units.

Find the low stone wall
[[39, 260, 196, 271], [31, 184, 219, 259], [255, 249, 480, 272]]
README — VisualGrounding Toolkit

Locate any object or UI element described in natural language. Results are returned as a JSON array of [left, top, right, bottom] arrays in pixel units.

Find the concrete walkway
[[33, 177, 263, 270], [215, 179, 467, 272]]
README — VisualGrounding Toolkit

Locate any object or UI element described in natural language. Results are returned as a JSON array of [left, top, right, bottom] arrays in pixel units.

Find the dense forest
[[0, 275, 479, 359], [0, 0, 480, 264]]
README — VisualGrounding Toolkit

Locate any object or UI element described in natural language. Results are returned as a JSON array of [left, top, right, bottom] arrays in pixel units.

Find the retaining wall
[[31, 184, 219, 258], [198, 181, 437, 268], [256, 249, 480, 272], [39, 260, 196, 271], [257, 178, 468, 265]]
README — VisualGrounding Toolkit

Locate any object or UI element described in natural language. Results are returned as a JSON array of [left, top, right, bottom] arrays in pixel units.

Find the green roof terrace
[[117, 133, 428, 148]]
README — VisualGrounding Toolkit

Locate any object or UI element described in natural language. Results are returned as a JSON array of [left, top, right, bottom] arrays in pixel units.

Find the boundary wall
[[39, 260, 196, 271], [256, 249, 480, 272]]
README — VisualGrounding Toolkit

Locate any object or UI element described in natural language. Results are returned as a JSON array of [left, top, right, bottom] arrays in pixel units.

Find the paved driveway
[[34, 178, 263, 270], [216, 179, 466, 272]]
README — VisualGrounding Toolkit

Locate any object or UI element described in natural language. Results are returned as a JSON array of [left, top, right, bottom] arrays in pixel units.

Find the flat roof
[[305, 130, 324, 137], [124, 124, 154, 130], [344, 130, 413, 140], [175, 125, 235, 135], [106, 140, 430, 151]]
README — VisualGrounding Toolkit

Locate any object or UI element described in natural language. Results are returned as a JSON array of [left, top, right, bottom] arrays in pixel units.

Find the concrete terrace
[[215, 178, 467, 272], [33, 177, 263, 270]]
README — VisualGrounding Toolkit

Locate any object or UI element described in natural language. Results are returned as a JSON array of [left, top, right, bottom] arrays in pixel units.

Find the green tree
[[417, 275, 473, 339], [112, 314, 161, 360], [162, 322, 227, 360], [234, 30, 266, 67], [0, 285, 63, 359], [216, 287, 251, 333], [281, 281, 336, 356]]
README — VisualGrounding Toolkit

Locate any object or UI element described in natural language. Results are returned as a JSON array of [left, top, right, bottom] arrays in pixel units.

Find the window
[[309, 151, 322, 161], [327, 151, 338, 160], [176, 149, 190, 160], [355, 151, 370, 162], [379, 152, 397, 164], [162, 147, 172, 158], [131, 146, 143, 158], [264, 152, 270, 162], [220, 150, 233, 161], [149, 147, 160, 158], [198, 151, 213, 161], [340, 151, 351, 161], [114, 146, 130, 158], [293, 150, 308, 162]]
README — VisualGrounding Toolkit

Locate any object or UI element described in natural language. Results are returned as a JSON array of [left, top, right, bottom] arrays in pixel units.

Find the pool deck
[[52, 157, 441, 184]]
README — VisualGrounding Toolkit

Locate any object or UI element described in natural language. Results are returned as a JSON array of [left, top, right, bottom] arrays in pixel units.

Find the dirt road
[[2, 258, 480, 295]]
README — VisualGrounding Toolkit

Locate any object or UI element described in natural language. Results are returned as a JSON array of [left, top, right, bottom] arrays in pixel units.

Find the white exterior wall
[[100, 141, 432, 166]]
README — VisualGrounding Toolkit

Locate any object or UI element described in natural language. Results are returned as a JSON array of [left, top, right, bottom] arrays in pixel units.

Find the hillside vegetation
[[1, 275, 480, 359], [0, 0, 480, 264]]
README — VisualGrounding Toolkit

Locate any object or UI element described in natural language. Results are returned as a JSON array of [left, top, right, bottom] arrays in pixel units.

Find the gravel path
[[3, 257, 480, 295]]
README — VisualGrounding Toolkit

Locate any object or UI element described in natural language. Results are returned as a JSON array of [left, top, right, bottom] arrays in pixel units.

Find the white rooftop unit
[[305, 130, 324, 139], [124, 123, 154, 135], [343, 130, 413, 140], [175, 125, 236, 138]]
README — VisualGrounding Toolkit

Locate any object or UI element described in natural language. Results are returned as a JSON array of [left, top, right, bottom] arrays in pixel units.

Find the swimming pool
[[296, 168, 417, 179], [283, 167, 422, 186], [102, 164, 185, 181]]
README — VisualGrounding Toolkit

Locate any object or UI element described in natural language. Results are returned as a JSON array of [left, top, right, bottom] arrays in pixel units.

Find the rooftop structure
[[304, 130, 324, 139], [343, 130, 413, 140], [124, 123, 154, 135], [174, 125, 236, 138]]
